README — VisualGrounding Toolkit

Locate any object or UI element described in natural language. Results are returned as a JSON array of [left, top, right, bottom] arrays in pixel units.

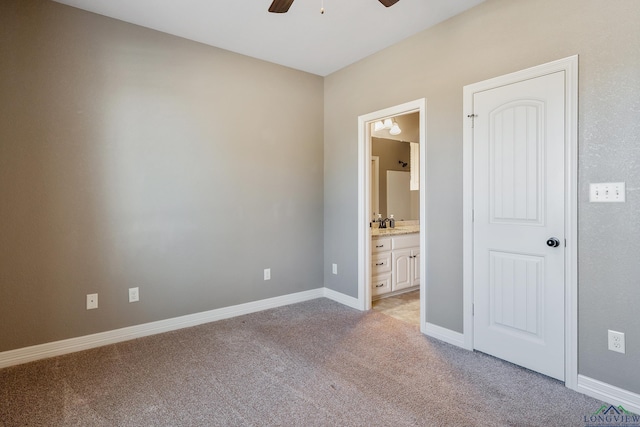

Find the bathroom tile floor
[[372, 290, 420, 326]]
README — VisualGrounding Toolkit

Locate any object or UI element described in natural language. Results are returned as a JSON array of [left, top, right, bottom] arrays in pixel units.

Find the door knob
[[546, 237, 561, 248]]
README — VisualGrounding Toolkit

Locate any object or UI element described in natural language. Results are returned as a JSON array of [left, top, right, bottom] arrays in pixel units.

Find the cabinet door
[[392, 249, 412, 291], [411, 249, 420, 286]]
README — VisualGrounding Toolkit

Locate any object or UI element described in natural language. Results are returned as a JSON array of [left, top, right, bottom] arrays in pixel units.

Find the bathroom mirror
[[371, 112, 420, 221]]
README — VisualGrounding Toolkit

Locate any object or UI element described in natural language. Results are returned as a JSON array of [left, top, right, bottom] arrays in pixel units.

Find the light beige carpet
[[0, 298, 606, 426]]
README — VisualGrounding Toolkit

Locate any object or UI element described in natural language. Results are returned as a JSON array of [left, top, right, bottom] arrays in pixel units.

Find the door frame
[[462, 56, 579, 389], [371, 156, 380, 217], [357, 99, 427, 333]]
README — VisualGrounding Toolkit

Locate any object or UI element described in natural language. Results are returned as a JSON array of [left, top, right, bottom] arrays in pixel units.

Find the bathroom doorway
[[357, 99, 426, 333]]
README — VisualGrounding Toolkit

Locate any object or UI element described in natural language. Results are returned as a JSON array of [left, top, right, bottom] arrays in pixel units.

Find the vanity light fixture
[[389, 121, 402, 136], [373, 118, 402, 135]]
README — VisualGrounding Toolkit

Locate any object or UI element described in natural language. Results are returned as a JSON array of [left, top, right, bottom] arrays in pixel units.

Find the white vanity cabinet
[[392, 249, 420, 291], [371, 233, 419, 298], [371, 237, 392, 296]]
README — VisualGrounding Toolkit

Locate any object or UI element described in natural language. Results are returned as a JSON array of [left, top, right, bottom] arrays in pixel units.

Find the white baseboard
[[422, 331, 640, 415], [0, 288, 325, 369], [577, 375, 640, 415], [323, 287, 362, 310], [422, 328, 640, 414], [424, 322, 466, 349], [4, 288, 639, 417]]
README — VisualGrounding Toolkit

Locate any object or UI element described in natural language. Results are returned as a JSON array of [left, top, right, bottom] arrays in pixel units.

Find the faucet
[[379, 218, 389, 229]]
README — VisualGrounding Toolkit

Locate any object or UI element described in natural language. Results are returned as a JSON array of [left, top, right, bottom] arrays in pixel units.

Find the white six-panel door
[[473, 71, 566, 381]]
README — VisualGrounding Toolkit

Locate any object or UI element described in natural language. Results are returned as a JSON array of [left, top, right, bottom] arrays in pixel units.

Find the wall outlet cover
[[264, 268, 271, 281], [332, 263, 338, 275], [86, 293, 98, 310], [608, 330, 625, 354]]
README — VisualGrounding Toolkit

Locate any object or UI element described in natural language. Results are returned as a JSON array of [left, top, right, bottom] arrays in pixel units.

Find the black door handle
[[546, 237, 561, 248]]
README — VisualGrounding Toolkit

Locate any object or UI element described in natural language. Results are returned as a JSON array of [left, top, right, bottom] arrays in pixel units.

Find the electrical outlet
[[264, 268, 271, 281], [332, 263, 338, 275], [590, 182, 626, 202], [608, 330, 625, 354], [129, 287, 139, 303], [86, 293, 98, 310]]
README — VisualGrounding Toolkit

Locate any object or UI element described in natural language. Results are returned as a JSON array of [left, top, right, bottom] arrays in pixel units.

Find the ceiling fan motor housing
[[269, 0, 399, 14]]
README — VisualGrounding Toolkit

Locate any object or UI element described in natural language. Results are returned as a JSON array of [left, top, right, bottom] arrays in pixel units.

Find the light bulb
[[373, 121, 384, 131], [389, 122, 402, 135]]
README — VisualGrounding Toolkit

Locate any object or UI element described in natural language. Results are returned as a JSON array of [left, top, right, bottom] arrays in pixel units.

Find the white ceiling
[[52, 0, 484, 76]]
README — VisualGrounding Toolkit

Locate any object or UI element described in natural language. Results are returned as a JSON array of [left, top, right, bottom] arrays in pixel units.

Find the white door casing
[[474, 71, 565, 380], [357, 99, 427, 333], [371, 156, 380, 218], [463, 56, 578, 389]]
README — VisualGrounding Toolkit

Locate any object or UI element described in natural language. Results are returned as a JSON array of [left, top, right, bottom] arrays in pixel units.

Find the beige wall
[[3, 0, 640, 398], [0, 0, 324, 351], [324, 0, 640, 393]]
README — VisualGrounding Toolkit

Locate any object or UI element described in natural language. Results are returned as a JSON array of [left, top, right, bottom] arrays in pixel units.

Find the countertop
[[371, 224, 420, 237]]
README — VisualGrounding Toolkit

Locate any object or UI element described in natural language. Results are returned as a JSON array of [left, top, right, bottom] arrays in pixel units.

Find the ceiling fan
[[269, 0, 400, 14]]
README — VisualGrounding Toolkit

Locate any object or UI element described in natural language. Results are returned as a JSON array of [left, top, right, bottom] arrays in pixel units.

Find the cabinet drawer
[[392, 233, 419, 250], [372, 273, 392, 296], [372, 238, 391, 253], [372, 253, 391, 274]]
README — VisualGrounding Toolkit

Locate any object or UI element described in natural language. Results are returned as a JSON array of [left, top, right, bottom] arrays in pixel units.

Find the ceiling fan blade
[[378, 0, 400, 7], [269, 0, 295, 13]]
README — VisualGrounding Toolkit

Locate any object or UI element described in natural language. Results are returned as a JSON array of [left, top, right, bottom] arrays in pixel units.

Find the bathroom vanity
[[371, 225, 420, 298]]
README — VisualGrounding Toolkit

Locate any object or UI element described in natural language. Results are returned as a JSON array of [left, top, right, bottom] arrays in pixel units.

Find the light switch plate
[[589, 182, 625, 202]]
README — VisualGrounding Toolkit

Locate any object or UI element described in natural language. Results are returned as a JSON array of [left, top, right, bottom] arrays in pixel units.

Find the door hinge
[[467, 113, 477, 128], [472, 209, 474, 222], [472, 303, 475, 316]]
